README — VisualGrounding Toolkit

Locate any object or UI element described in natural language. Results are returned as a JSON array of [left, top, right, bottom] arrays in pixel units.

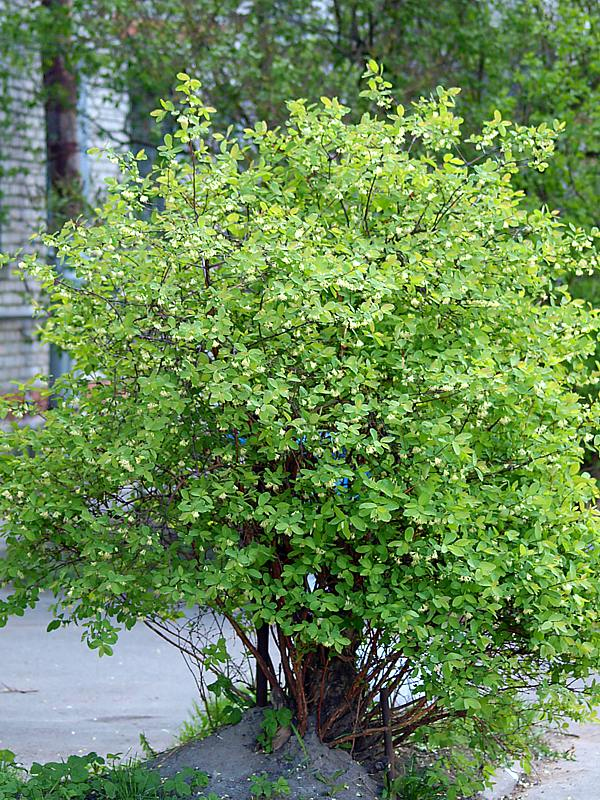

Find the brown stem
[[220, 607, 282, 697]]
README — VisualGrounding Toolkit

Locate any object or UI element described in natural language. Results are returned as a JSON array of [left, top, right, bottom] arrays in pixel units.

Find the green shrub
[[1, 64, 599, 796]]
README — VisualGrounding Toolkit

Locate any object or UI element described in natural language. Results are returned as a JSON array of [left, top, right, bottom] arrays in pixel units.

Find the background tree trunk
[[41, 0, 82, 229], [41, 0, 82, 392]]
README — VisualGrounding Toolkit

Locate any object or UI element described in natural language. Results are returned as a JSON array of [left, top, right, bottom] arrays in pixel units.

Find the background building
[[0, 46, 127, 394]]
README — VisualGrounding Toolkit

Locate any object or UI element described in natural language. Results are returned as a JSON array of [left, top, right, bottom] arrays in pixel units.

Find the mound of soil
[[150, 708, 381, 799]]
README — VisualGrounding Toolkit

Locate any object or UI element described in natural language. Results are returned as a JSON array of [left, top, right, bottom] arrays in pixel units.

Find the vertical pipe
[[256, 624, 269, 707], [380, 687, 397, 784], [42, 0, 80, 399]]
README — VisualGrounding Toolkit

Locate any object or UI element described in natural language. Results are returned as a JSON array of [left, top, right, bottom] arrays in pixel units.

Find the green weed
[[0, 751, 209, 800], [249, 773, 290, 799], [176, 689, 252, 745], [257, 708, 293, 754], [382, 758, 447, 800]]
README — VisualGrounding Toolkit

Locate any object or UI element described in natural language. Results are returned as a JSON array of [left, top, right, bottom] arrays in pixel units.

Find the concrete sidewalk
[[513, 721, 600, 800], [0, 590, 199, 765], [484, 719, 600, 800]]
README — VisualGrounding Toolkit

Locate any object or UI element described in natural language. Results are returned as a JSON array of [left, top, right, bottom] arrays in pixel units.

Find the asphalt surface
[[514, 721, 600, 800], [3, 584, 599, 797], [0, 589, 200, 765], [483, 719, 600, 800]]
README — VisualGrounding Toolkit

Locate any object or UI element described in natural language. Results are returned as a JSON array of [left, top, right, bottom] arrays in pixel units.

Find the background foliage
[[1, 0, 597, 226]]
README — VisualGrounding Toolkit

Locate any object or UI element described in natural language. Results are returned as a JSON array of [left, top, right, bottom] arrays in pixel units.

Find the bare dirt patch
[[151, 709, 381, 799]]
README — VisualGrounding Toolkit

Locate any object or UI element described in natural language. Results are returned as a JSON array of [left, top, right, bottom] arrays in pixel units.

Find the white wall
[[0, 58, 128, 393], [0, 61, 48, 394]]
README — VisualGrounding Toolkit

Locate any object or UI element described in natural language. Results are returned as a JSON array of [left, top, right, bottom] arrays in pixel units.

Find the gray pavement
[[3, 584, 600, 797], [0, 590, 200, 765], [483, 719, 600, 800], [513, 721, 600, 800]]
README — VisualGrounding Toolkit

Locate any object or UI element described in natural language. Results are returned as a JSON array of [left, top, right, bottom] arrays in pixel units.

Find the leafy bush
[[1, 65, 599, 795]]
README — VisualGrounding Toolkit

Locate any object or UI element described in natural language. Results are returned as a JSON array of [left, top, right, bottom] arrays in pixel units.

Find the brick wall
[[0, 62, 48, 395], [0, 50, 128, 393]]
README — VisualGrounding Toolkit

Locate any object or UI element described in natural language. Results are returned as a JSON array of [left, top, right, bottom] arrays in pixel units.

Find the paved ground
[[512, 721, 600, 800], [0, 589, 200, 765], [3, 584, 599, 798], [484, 719, 600, 800]]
